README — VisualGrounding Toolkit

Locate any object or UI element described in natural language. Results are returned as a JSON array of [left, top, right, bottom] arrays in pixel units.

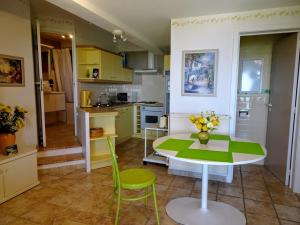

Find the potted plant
[[0, 104, 27, 154], [189, 111, 220, 144]]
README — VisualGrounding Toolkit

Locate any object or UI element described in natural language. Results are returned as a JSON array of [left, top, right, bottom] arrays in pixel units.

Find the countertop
[[0, 147, 37, 165]]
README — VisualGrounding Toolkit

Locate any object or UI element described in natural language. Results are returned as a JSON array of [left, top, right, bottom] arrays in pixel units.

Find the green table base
[[156, 134, 264, 163]]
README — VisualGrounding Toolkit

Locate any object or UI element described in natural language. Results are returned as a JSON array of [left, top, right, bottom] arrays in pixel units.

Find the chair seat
[[120, 168, 156, 189]]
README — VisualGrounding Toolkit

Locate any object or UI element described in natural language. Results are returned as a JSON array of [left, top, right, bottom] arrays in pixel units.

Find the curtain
[[52, 49, 73, 102]]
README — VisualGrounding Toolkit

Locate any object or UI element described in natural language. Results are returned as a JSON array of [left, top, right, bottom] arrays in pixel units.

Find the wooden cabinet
[[0, 149, 39, 204], [115, 106, 133, 144], [77, 47, 133, 83], [0, 168, 4, 201], [44, 92, 66, 112]]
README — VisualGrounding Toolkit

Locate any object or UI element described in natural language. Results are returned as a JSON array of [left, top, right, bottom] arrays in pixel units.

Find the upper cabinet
[[77, 46, 133, 84], [164, 54, 170, 72]]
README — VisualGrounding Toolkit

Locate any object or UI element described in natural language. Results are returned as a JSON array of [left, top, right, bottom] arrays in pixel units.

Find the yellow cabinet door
[[0, 166, 4, 201], [77, 49, 100, 65], [123, 68, 133, 82], [111, 54, 123, 81], [100, 50, 113, 80]]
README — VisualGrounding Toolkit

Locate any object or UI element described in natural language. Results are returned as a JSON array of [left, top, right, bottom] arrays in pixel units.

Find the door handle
[[268, 103, 272, 112]]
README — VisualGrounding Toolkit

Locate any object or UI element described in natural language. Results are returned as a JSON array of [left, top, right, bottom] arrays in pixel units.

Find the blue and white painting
[[182, 50, 218, 96]]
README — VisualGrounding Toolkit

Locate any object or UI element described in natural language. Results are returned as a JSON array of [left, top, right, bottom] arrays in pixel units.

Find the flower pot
[[198, 132, 209, 145], [0, 133, 16, 155]]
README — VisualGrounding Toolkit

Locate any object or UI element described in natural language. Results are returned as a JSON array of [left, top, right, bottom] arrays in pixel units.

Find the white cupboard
[[0, 148, 39, 204]]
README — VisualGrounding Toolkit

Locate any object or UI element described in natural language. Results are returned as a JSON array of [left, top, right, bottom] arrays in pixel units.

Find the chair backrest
[[107, 136, 120, 189]]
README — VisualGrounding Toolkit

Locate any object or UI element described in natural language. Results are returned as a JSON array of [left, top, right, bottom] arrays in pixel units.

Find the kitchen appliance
[[141, 106, 164, 129], [117, 92, 128, 102], [127, 51, 163, 74], [159, 115, 168, 128], [80, 90, 92, 108]]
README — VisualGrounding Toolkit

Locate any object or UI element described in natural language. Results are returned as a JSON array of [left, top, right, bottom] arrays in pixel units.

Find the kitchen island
[[78, 107, 118, 172]]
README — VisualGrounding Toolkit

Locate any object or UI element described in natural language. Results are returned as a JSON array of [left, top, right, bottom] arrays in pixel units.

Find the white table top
[[153, 133, 266, 166]]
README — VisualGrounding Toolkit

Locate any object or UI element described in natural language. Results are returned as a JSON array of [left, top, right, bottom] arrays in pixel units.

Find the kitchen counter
[[79, 107, 118, 117]]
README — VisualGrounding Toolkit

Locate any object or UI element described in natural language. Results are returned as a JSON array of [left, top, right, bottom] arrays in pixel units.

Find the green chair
[[107, 137, 160, 225]]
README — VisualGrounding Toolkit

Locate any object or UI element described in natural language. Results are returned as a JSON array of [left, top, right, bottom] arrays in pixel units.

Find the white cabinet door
[[3, 154, 38, 198], [0, 166, 4, 200]]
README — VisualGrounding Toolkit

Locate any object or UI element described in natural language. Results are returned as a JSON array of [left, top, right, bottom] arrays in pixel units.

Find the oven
[[141, 106, 164, 129]]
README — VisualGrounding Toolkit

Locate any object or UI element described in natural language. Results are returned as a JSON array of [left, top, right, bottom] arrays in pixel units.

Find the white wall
[[0, 0, 38, 148], [171, 6, 300, 191], [171, 6, 300, 130]]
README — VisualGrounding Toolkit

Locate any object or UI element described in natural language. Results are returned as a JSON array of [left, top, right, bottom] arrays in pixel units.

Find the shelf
[[78, 78, 132, 84], [90, 133, 118, 141], [143, 153, 168, 166]]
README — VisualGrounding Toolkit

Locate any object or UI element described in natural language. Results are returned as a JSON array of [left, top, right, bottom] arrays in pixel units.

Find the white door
[[33, 20, 47, 147], [265, 33, 299, 184]]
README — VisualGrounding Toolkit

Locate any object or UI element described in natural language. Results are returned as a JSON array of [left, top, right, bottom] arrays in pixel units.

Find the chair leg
[[115, 190, 121, 225], [152, 184, 160, 225]]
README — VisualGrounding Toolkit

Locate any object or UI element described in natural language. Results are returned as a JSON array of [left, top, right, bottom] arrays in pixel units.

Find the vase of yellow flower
[[189, 111, 220, 145], [0, 104, 27, 154]]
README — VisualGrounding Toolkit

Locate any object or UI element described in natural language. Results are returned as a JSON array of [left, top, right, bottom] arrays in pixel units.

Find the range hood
[[126, 51, 162, 74], [134, 52, 157, 73]]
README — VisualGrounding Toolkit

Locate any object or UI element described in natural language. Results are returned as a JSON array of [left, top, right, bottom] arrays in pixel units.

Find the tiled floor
[[39, 123, 80, 151], [1, 138, 300, 225]]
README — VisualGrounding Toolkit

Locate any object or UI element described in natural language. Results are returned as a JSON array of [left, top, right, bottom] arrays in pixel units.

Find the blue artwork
[[182, 50, 218, 96]]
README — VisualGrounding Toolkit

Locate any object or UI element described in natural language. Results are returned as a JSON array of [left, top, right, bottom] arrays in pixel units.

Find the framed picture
[[182, 50, 218, 96], [0, 54, 24, 86], [92, 68, 99, 79]]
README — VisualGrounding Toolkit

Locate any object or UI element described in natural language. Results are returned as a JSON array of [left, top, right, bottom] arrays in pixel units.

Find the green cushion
[[120, 168, 156, 189]]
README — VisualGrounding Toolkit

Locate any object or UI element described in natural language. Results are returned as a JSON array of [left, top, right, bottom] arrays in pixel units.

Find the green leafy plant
[[0, 104, 27, 134]]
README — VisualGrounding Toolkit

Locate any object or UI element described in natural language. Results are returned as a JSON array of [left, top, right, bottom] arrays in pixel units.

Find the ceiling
[[46, 0, 300, 53]]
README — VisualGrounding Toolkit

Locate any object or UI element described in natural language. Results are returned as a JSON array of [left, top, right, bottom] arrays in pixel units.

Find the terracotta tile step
[[37, 153, 85, 166]]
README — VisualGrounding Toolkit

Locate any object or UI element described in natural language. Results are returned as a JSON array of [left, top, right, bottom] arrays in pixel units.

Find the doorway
[[235, 32, 300, 185], [33, 22, 79, 150]]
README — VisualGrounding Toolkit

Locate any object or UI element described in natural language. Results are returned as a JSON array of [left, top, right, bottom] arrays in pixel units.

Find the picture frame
[[92, 68, 99, 79], [0, 54, 25, 86], [182, 50, 218, 96]]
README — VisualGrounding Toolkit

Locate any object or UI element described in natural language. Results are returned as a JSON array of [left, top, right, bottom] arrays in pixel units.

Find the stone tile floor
[[1, 138, 300, 225]]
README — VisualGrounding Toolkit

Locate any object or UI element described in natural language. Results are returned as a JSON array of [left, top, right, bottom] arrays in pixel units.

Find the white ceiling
[[47, 0, 300, 53]]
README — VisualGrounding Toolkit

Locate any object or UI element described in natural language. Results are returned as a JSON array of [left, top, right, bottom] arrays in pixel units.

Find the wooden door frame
[[231, 29, 300, 188]]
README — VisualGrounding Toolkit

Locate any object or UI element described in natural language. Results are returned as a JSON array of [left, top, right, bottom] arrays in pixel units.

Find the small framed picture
[[92, 68, 99, 78], [0, 54, 25, 86], [182, 50, 218, 96]]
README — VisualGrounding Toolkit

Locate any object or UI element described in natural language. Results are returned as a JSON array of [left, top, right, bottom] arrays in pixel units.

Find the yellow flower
[[212, 120, 219, 126], [202, 125, 208, 132], [196, 123, 202, 130], [198, 117, 205, 124], [4, 106, 11, 113], [189, 115, 196, 123], [16, 106, 28, 113]]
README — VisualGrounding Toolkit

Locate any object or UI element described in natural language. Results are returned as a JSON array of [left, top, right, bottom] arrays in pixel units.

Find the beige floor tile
[[243, 178, 266, 191], [169, 176, 195, 190], [275, 204, 300, 222], [0, 212, 17, 225], [280, 220, 300, 225], [20, 202, 68, 224], [243, 187, 271, 202], [270, 192, 300, 207], [245, 199, 277, 217], [165, 187, 192, 200], [217, 195, 244, 211], [0, 196, 38, 217], [6, 218, 41, 225], [218, 185, 243, 198], [246, 213, 279, 225]]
